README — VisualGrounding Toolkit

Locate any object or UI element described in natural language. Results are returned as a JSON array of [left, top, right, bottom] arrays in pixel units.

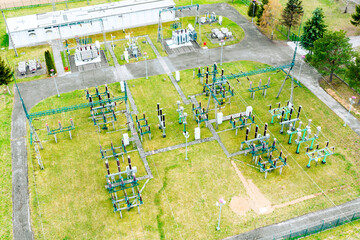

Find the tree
[[256, 0, 269, 25], [0, 57, 13, 94], [300, 8, 327, 54], [248, 0, 259, 19], [347, 53, 360, 88], [44, 50, 57, 76], [260, 0, 282, 40], [281, 0, 304, 39], [312, 30, 353, 82], [350, 5, 360, 26], [344, 0, 350, 13]]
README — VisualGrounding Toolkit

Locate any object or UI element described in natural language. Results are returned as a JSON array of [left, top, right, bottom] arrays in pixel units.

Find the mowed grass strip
[[0, 88, 14, 239]]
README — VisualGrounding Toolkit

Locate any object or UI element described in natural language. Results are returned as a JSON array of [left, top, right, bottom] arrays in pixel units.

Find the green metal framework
[[246, 141, 277, 157], [135, 114, 151, 141], [286, 119, 312, 144], [100, 141, 127, 162], [258, 152, 287, 179], [192, 102, 208, 124], [269, 102, 292, 124], [204, 83, 234, 105], [305, 142, 335, 168], [213, 63, 292, 82], [29, 83, 127, 120], [229, 114, 255, 135], [46, 120, 75, 135], [85, 84, 110, 100], [104, 156, 143, 218], [197, 64, 219, 81], [295, 126, 321, 154], [91, 102, 117, 116], [91, 110, 117, 131], [30, 96, 126, 119], [248, 77, 271, 99]]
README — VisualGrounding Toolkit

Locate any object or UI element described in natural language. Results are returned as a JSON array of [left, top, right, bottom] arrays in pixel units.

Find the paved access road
[[11, 3, 360, 239]]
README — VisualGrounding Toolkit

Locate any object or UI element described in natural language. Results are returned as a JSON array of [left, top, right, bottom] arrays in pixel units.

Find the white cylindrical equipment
[[195, 127, 201, 140]]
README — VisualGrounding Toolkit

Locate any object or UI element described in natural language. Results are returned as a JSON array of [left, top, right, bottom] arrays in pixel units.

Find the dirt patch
[[273, 194, 316, 209], [229, 196, 251, 216], [230, 161, 351, 216], [326, 89, 360, 115], [231, 161, 273, 215]]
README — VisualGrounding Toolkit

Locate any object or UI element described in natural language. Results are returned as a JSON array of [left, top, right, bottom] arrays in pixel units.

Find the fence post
[[304, 226, 308, 236], [351, 213, 356, 221], [288, 230, 292, 240], [320, 220, 325, 232], [335, 217, 340, 227]]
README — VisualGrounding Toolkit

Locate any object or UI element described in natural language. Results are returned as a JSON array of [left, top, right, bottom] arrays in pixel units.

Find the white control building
[[5, 0, 175, 48]]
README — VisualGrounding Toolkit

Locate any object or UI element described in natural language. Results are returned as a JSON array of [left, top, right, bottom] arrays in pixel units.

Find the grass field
[[26, 60, 360, 239], [278, 0, 360, 37], [1, 45, 51, 83], [1, 0, 360, 238], [319, 76, 360, 120], [0, 86, 14, 239]]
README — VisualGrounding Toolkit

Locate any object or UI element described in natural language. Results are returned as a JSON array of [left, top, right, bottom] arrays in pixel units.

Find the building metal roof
[[6, 0, 175, 33]]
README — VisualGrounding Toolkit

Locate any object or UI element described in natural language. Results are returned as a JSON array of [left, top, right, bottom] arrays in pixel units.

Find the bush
[[248, 1, 259, 18], [347, 54, 360, 92], [44, 50, 56, 76]]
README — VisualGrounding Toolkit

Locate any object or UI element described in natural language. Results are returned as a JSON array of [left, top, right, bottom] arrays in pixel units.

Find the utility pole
[[100, 18, 110, 62], [183, 112, 189, 160], [251, 0, 256, 23], [50, 69, 60, 97], [219, 40, 225, 66], [344, 96, 356, 127], [216, 198, 226, 231], [51, 0, 56, 11], [144, 52, 148, 79]]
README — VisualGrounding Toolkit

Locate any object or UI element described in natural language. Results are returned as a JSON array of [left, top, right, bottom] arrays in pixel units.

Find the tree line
[[248, 0, 360, 86]]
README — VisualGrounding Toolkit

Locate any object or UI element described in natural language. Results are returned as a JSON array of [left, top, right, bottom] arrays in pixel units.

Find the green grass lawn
[[0, 86, 14, 239], [1, 45, 51, 83], [1, 0, 360, 238], [278, 0, 360, 37], [26, 60, 360, 239]]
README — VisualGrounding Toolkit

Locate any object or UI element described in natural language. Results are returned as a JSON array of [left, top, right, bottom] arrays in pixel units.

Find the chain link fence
[[271, 211, 360, 239], [275, 24, 301, 42]]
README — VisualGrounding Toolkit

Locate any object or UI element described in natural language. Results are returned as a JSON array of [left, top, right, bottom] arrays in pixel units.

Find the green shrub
[[44, 50, 56, 76]]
